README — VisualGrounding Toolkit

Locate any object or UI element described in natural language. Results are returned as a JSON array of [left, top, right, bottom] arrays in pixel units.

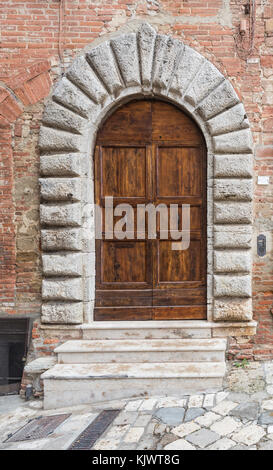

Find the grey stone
[[258, 412, 273, 425], [258, 440, 273, 450], [42, 253, 82, 277], [214, 154, 253, 178], [137, 22, 157, 88], [53, 77, 95, 119], [41, 228, 81, 252], [197, 80, 239, 120], [42, 100, 86, 134], [214, 250, 251, 273], [42, 278, 83, 301], [41, 301, 83, 324], [154, 407, 185, 426], [214, 298, 252, 322], [186, 428, 220, 449], [87, 42, 123, 95], [214, 225, 252, 249], [40, 203, 81, 227], [111, 33, 140, 87], [230, 402, 259, 421], [170, 45, 203, 97], [40, 154, 82, 177], [214, 275, 252, 298], [153, 37, 183, 90], [214, 179, 252, 201], [214, 202, 252, 224], [66, 55, 107, 104], [213, 128, 252, 154], [39, 126, 81, 153], [40, 178, 81, 202], [207, 103, 250, 136], [184, 60, 223, 107], [184, 407, 205, 422], [231, 444, 249, 450]]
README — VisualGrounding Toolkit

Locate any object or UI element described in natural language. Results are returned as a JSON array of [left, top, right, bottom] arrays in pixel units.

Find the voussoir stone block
[[87, 42, 123, 95], [53, 76, 95, 119], [208, 103, 250, 136], [170, 45, 203, 97], [214, 154, 252, 178], [40, 203, 81, 227], [66, 55, 107, 104], [42, 253, 82, 276], [153, 36, 184, 90], [41, 228, 81, 251], [41, 302, 83, 324], [213, 129, 252, 154], [42, 100, 86, 134], [111, 33, 141, 87], [214, 202, 252, 224], [214, 179, 252, 201], [214, 250, 251, 273], [40, 153, 82, 177], [40, 178, 81, 202], [214, 298, 252, 321], [138, 22, 156, 88], [42, 278, 82, 301], [197, 80, 239, 121], [214, 225, 252, 249], [214, 275, 251, 298], [39, 126, 81, 153], [184, 60, 223, 107]]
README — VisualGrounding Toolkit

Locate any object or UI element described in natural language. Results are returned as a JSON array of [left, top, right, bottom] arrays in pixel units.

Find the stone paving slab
[[1, 360, 273, 450]]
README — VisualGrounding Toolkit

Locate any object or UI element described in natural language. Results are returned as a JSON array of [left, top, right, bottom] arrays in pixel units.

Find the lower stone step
[[41, 362, 226, 409], [55, 338, 227, 364]]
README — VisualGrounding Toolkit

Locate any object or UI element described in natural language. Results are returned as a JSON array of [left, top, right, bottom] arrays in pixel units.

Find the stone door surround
[[39, 22, 253, 326]]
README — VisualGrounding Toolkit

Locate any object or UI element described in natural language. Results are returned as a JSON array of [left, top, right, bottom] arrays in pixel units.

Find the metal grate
[[69, 409, 121, 450], [5, 413, 71, 442]]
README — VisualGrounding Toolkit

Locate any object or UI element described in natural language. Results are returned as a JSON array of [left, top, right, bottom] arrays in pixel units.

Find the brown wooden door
[[94, 100, 207, 321]]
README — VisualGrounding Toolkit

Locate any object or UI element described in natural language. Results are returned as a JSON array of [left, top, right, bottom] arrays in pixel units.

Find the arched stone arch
[[39, 22, 253, 326]]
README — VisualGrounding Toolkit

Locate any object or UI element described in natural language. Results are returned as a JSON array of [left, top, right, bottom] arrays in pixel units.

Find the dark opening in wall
[[0, 319, 30, 396]]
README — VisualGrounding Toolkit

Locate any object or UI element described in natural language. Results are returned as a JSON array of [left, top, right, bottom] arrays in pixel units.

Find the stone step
[[42, 362, 226, 409], [55, 338, 227, 364]]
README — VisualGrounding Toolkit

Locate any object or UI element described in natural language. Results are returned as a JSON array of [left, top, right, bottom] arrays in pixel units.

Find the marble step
[[42, 362, 226, 409], [55, 338, 227, 364]]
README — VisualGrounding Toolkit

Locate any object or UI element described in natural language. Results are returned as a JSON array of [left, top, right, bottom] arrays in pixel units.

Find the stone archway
[[39, 22, 253, 326]]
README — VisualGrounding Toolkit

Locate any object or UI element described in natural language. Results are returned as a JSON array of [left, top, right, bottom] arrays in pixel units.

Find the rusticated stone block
[[170, 45, 203, 97], [207, 103, 249, 136], [53, 76, 95, 119], [111, 33, 141, 87], [66, 55, 107, 104], [42, 100, 86, 134], [87, 42, 123, 95], [214, 154, 252, 178], [197, 80, 239, 121], [214, 225, 252, 248], [214, 298, 252, 322], [42, 278, 82, 301], [42, 302, 83, 324], [41, 228, 81, 251], [40, 178, 81, 202], [40, 203, 81, 227], [153, 37, 183, 90], [39, 126, 81, 153], [184, 60, 223, 107], [214, 202, 252, 224], [138, 22, 157, 88], [40, 153, 82, 177], [214, 179, 252, 201], [42, 253, 82, 276], [213, 129, 252, 154], [214, 250, 251, 273], [214, 275, 252, 298]]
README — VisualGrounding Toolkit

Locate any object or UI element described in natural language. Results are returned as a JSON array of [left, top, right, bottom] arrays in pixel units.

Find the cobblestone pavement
[[1, 361, 273, 450]]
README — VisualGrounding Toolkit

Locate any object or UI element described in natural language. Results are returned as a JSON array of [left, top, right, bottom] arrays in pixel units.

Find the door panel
[[94, 100, 207, 321]]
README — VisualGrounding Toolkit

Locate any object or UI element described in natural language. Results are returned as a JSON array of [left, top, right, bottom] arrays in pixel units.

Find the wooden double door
[[94, 100, 207, 321]]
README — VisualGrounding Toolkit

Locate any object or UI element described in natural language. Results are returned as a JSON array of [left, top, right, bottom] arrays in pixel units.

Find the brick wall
[[0, 0, 272, 361]]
